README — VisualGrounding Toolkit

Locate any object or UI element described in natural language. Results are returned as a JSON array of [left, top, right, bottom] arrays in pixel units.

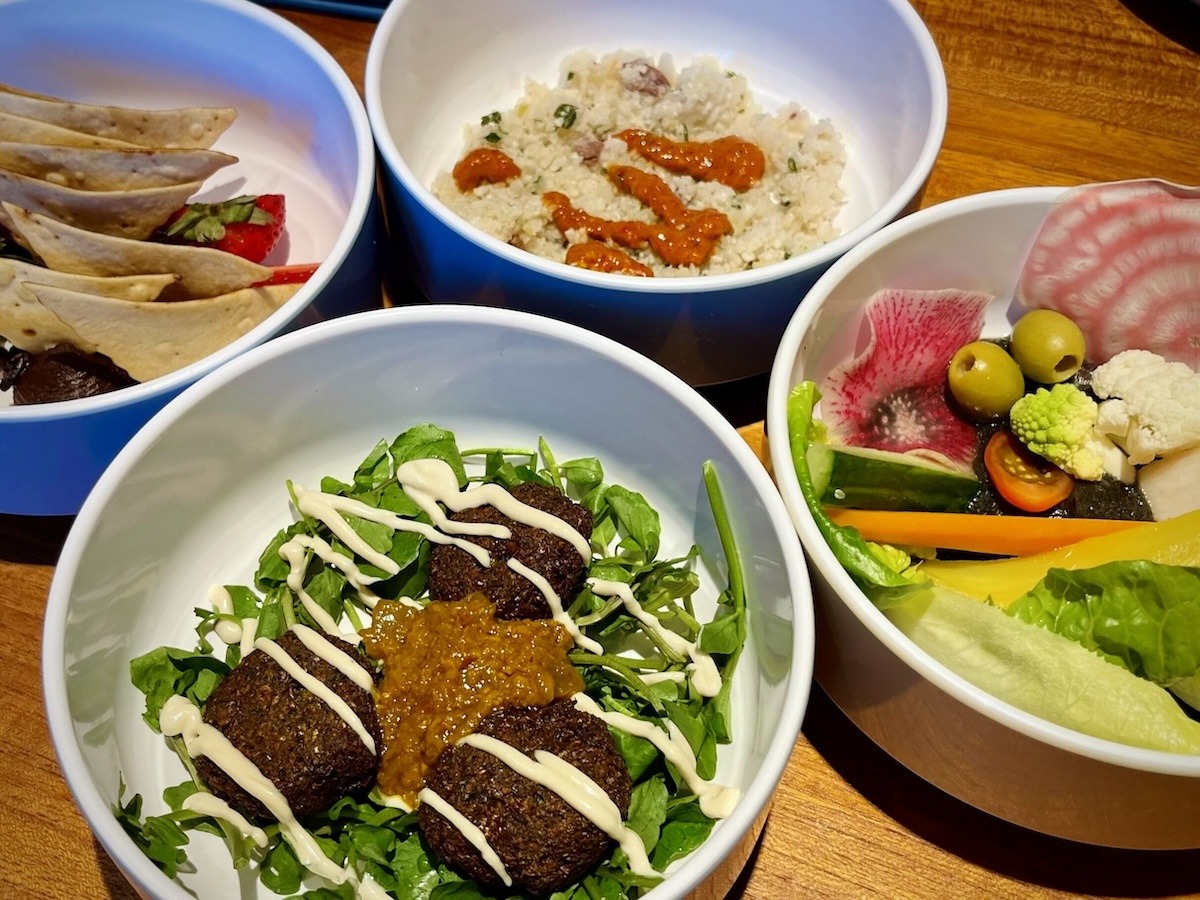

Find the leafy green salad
[[117, 423, 747, 899]]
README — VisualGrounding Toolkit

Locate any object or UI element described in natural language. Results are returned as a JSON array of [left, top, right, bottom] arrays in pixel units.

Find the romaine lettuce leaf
[[1006, 561, 1200, 685], [884, 583, 1200, 753]]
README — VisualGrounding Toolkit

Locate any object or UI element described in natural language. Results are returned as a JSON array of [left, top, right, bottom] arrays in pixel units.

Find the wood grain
[[3, 1, 1199, 897]]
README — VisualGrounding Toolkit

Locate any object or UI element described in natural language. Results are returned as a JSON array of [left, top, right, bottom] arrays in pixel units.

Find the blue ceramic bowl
[[365, 0, 946, 386], [0, 0, 380, 516]]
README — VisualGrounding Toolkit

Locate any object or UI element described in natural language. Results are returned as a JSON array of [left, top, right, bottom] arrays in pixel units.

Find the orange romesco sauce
[[543, 166, 732, 268], [361, 592, 584, 805], [452, 147, 521, 191], [565, 240, 654, 276], [617, 128, 765, 192], [608, 164, 732, 240]]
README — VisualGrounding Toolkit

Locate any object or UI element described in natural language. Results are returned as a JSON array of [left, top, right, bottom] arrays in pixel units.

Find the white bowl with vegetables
[[766, 181, 1200, 849], [44, 305, 814, 898]]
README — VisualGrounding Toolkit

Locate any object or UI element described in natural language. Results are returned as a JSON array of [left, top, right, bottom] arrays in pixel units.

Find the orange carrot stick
[[825, 508, 1144, 557]]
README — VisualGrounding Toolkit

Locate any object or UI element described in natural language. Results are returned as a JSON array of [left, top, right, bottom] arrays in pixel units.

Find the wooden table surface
[[3, 1, 1199, 897]]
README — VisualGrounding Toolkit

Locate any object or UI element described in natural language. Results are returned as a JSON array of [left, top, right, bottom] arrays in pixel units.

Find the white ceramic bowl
[[44, 305, 815, 898], [0, 0, 380, 516], [365, 0, 945, 387], [765, 186, 1200, 850]]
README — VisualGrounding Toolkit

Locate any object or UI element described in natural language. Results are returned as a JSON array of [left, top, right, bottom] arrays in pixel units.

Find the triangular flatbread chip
[[2, 203, 271, 300], [0, 259, 177, 352], [0, 168, 202, 239], [0, 141, 238, 190], [24, 281, 302, 381], [0, 83, 237, 150], [0, 109, 141, 149]]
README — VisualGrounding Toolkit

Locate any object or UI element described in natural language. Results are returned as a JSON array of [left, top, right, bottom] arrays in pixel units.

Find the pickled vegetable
[[947, 340, 1025, 421], [1010, 309, 1086, 384]]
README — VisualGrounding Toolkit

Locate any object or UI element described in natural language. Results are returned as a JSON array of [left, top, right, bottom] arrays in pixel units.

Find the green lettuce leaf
[[884, 582, 1200, 753], [785, 382, 925, 603], [1006, 560, 1200, 685]]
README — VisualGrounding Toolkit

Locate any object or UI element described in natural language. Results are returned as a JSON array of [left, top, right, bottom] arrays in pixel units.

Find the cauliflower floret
[[1009, 383, 1134, 482], [1091, 349, 1200, 466]]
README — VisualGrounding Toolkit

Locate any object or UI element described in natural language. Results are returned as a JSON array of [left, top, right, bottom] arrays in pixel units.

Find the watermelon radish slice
[[821, 288, 992, 474], [1016, 179, 1200, 368]]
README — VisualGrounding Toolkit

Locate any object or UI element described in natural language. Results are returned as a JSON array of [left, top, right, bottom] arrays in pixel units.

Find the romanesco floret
[[1090, 349, 1200, 466], [1009, 383, 1134, 482]]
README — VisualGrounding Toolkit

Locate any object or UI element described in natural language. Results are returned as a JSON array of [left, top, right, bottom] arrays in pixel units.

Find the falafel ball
[[427, 481, 593, 620], [196, 629, 381, 821], [419, 699, 633, 896]]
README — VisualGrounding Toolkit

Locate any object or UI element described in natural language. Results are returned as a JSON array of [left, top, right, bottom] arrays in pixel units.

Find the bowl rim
[[0, 0, 377, 422], [363, 0, 948, 295], [766, 184, 1200, 778], [43, 303, 817, 899]]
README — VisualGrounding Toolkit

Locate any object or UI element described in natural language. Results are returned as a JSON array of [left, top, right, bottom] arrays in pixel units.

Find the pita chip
[[23, 281, 301, 382], [0, 109, 141, 149], [2, 203, 271, 300], [0, 168, 203, 239], [0, 83, 237, 150], [0, 141, 238, 190], [0, 259, 177, 352]]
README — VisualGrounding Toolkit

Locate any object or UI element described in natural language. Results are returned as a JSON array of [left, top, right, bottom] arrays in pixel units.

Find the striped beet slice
[[821, 288, 992, 473], [1016, 179, 1200, 368]]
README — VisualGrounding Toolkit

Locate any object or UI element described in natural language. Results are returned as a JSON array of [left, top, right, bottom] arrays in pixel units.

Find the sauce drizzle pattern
[[177, 454, 735, 896]]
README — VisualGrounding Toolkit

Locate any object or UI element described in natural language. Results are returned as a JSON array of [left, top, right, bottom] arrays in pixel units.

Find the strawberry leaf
[[165, 195, 274, 243]]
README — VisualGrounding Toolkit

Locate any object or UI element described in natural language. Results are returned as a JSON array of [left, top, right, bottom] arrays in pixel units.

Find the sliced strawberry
[[159, 194, 286, 264], [255, 262, 320, 286]]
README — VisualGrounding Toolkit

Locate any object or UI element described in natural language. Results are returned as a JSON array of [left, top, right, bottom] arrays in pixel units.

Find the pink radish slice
[[821, 288, 993, 473], [1016, 179, 1200, 368]]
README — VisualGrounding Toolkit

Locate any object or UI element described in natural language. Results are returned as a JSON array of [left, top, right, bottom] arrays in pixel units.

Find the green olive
[[947, 340, 1026, 421], [1010, 309, 1087, 384]]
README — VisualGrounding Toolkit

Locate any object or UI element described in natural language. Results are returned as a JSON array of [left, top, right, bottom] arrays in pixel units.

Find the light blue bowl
[[0, 0, 381, 516], [365, 0, 946, 386]]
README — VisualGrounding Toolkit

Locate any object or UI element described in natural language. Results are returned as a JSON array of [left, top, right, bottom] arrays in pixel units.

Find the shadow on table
[[802, 683, 1200, 896], [1119, 0, 1200, 53], [91, 836, 140, 900], [698, 371, 771, 430], [0, 513, 74, 565]]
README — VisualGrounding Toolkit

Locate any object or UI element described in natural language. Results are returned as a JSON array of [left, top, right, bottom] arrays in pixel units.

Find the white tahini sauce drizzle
[[356, 873, 391, 900], [282, 461, 592, 641], [587, 578, 722, 697], [292, 482, 491, 568], [159, 695, 351, 886], [395, 459, 511, 540], [601, 664, 687, 686], [278, 537, 351, 640], [397, 459, 592, 564], [207, 585, 243, 644], [460, 733, 657, 879], [508, 557, 602, 654], [181, 791, 268, 848], [254, 637, 376, 754], [283, 532, 385, 608], [573, 692, 740, 819], [418, 787, 513, 887], [376, 791, 414, 812], [161, 694, 385, 899], [183, 459, 739, 895], [238, 618, 257, 659], [290, 623, 376, 693]]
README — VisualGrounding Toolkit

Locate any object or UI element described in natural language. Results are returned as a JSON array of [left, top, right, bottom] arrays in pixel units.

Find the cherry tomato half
[[983, 429, 1075, 513]]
